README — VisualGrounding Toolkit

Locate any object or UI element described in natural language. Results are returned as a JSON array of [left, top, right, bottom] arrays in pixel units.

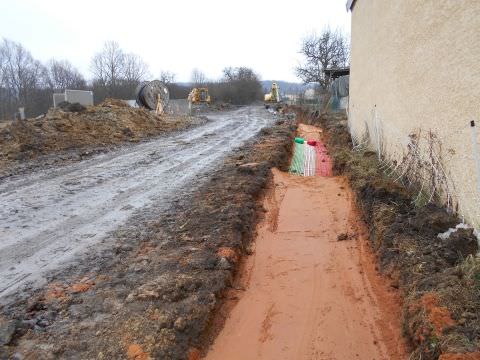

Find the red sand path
[[204, 125, 406, 360]]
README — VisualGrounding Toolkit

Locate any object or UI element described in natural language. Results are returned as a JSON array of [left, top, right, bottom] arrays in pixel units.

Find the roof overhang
[[323, 67, 350, 79], [346, 0, 357, 11]]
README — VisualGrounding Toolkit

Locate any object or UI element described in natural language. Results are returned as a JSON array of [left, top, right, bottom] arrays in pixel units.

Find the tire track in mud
[[0, 106, 271, 299]]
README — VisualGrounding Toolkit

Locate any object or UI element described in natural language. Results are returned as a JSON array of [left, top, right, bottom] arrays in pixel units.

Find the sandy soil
[[205, 166, 407, 359]]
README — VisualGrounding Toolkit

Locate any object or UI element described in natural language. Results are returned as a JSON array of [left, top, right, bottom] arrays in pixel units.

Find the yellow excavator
[[264, 82, 283, 110], [188, 87, 211, 105]]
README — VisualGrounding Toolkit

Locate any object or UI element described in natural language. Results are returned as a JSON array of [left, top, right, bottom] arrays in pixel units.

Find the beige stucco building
[[348, 0, 480, 227]]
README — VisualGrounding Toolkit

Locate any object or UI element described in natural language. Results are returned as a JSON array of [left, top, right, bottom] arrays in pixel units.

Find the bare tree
[[0, 43, 6, 78], [159, 70, 176, 85], [222, 67, 259, 82], [90, 41, 151, 101], [296, 27, 349, 89], [45, 59, 86, 91], [208, 66, 262, 105], [0, 43, 10, 119], [0, 38, 90, 119], [0, 38, 46, 117], [191, 68, 206, 86], [90, 41, 125, 96], [123, 53, 149, 84]]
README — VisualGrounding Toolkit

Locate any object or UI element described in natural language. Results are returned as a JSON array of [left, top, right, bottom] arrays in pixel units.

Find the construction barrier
[[315, 143, 333, 177], [289, 143, 305, 175], [289, 138, 332, 177]]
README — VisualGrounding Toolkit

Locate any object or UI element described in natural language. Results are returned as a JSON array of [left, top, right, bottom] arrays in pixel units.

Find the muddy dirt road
[[0, 106, 272, 300], [205, 126, 406, 360]]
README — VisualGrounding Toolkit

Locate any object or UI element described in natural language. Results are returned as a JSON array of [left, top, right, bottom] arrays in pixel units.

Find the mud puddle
[[205, 125, 407, 360]]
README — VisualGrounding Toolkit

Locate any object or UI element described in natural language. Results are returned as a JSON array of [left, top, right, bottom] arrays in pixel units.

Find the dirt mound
[[296, 108, 480, 359], [57, 101, 87, 113], [0, 98, 197, 171]]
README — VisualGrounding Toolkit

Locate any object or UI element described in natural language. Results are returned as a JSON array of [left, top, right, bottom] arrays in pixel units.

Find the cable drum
[[135, 80, 169, 110], [135, 81, 147, 107]]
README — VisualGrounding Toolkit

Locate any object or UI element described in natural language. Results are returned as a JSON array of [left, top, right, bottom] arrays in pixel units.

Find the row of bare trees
[[214, 67, 263, 104], [0, 39, 88, 119], [90, 41, 150, 101], [187, 67, 263, 105], [0, 39, 151, 120], [0, 37, 264, 120]]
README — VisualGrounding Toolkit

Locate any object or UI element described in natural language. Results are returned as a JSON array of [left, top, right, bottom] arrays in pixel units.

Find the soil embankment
[[205, 124, 406, 359]]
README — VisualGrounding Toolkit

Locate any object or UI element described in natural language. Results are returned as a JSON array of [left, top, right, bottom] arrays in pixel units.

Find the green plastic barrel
[[294, 137, 305, 144]]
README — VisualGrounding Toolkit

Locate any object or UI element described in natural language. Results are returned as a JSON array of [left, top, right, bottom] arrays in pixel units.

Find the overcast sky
[[0, 0, 351, 83]]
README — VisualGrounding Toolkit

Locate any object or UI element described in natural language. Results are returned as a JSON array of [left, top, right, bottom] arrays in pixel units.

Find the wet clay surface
[[205, 168, 407, 360]]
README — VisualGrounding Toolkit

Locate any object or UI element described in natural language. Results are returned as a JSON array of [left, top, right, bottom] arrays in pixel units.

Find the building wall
[[349, 0, 480, 226], [329, 75, 349, 111], [166, 99, 190, 115], [53, 93, 65, 108], [65, 90, 94, 107]]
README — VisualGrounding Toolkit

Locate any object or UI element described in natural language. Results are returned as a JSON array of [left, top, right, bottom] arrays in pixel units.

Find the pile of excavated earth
[[297, 108, 480, 360], [0, 99, 201, 177]]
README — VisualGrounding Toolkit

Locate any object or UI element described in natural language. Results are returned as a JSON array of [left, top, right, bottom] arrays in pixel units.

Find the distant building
[[304, 88, 316, 100], [324, 67, 349, 83], [284, 94, 300, 105], [324, 67, 350, 112]]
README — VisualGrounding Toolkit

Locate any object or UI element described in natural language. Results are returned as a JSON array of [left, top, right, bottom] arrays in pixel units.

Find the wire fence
[[348, 108, 480, 229]]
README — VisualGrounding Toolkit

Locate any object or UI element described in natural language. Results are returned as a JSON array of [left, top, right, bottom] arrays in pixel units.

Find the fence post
[[470, 120, 480, 198], [373, 105, 381, 160]]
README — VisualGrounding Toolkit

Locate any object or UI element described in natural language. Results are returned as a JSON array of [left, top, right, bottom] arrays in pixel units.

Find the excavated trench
[[204, 124, 407, 360], [296, 110, 480, 360]]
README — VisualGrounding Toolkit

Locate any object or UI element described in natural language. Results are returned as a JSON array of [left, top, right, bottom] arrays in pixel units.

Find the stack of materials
[[289, 137, 332, 177]]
